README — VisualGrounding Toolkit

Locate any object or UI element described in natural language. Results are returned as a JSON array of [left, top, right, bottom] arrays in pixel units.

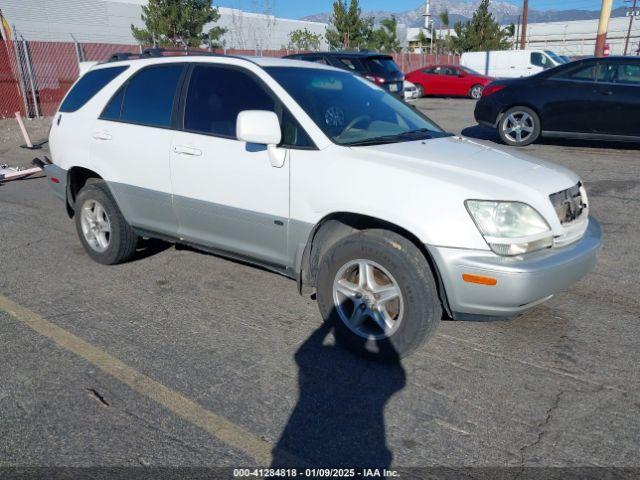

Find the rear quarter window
[[59, 66, 128, 113]]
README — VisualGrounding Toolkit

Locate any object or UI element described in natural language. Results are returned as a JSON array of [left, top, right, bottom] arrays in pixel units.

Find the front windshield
[[544, 50, 563, 65], [460, 66, 481, 75], [265, 67, 447, 146]]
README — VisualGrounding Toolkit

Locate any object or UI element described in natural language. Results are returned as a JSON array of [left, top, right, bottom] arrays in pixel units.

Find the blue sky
[[213, 1, 628, 20]]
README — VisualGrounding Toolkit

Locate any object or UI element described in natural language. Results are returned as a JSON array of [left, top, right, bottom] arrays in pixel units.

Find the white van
[[461, 50, 563, 78]]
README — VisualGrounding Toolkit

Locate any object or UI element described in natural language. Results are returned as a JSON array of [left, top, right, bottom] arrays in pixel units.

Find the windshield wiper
[[343, 128, 434, 147]]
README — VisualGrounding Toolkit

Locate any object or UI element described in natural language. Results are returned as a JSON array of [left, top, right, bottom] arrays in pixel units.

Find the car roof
[[96, 53, 343, 72], [288, 51, 393, 59]]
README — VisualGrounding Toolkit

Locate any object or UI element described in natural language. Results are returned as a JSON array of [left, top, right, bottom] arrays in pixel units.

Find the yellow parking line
[[0, 294, 275, 465]]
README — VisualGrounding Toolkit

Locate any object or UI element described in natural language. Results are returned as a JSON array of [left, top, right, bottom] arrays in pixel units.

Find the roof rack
[[106, 47, 227, 63]]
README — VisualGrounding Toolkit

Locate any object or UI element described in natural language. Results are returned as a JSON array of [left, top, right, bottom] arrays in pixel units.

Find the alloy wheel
[[332, 259, 404, 340], [502, 111, 535, 144], [470, 85, 483, 99], [80, 199, 111, 252]]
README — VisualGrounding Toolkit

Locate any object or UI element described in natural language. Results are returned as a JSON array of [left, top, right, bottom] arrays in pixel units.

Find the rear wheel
[[498, 106, 541, 146], [316, 229, 441, 361], [74, 180, 138, 265], [469, 84, 484, 99]]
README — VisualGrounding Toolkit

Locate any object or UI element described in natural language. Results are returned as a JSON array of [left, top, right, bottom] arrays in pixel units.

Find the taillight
[[482, 84, 507, 97], [365, 75, 386, 84]]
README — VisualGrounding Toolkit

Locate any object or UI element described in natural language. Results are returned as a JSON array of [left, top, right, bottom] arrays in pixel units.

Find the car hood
[[350, 135, 580, 197]]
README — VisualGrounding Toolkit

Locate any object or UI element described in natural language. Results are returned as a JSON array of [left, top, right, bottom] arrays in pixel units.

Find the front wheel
[[316, 229, 441, 361], [469, 84, 484, 99], [415, 84, 424, 98], [498, 106, 541, 146]]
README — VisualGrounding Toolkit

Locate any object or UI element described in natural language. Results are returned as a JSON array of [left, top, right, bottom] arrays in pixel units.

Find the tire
[[415, 84, 424, 98], [316, 229, 441, 361], [498, 106, 541, 146], [74, 180, 138, 265], [469, 84, 484, 99]]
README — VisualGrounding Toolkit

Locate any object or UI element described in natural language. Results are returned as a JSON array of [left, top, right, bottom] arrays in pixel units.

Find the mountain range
[[301, 0, 629, 27]]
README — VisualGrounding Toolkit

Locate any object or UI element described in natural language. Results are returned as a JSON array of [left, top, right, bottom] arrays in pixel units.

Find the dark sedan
[[474, 56, 640, 146]]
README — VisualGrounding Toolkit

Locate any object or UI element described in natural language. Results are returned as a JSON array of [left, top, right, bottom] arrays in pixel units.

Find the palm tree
[[438, 10, 450, 53]]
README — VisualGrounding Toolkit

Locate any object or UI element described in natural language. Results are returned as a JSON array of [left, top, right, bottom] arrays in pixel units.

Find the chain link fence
[[0, 35, 459, 119]]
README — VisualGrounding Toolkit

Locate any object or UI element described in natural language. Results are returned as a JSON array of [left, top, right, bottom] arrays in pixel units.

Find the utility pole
[[595, 0, 613, 57], [520, 0, 528, 50], [624, 0, 638, 56], [515, 15, 521, 49]]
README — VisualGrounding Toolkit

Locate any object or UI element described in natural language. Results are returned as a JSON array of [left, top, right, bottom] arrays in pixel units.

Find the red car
[[405, 64, 494, 99]]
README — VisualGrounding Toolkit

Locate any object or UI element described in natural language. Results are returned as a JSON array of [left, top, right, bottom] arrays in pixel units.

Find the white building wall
[[0, 0, 328, 50], [524, 17, 640, 57]]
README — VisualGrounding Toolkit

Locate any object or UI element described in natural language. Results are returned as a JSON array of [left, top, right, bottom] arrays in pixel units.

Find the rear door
[[91, 64, 185, 236]]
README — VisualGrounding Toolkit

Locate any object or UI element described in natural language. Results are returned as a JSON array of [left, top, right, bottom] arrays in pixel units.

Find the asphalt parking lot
[[1, 98, 639, 476]]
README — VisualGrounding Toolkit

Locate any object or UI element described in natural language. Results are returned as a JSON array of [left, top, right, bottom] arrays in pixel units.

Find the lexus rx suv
[[44, 53, 601, 360]]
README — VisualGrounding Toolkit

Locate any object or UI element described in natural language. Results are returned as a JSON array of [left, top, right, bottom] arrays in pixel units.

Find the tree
[[287, 28, 323, 52], [438, 10, 450, 53], [438, 10, 450, 31], [368, 16, 401, 52], [131, 0, 227, 48], [449, 0, 512, 53], [326, 0, 372, 50]]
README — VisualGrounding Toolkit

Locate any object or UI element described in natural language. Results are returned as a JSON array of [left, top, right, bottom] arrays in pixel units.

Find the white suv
[[45, 53, 601, 360]]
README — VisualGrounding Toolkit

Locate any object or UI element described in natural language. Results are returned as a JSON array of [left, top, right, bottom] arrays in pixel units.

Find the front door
[[169, 64, 290, 267], [541, 63, 603, 133]]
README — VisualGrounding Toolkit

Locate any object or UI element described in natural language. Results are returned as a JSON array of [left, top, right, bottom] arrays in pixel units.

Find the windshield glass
[[544, 50, 563, 64], [265, 67, 446, 146], [460, 66, 481, 75], [365, 57, 402, 76]]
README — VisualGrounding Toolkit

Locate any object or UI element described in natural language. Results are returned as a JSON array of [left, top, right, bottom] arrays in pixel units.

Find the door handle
[[92, 132, 112, 141], [597, 89, 613, 96], [173, 145, 202, 156]]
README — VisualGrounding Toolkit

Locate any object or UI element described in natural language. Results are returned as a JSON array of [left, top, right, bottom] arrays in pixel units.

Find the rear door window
[[59, 66, 128, 112], [612, 63, 640, 85], [338, 58, 361, 71], [119, 65, 184, 128]]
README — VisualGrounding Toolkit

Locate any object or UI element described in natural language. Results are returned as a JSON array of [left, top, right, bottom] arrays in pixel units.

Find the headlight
[[465, 200, 553, 256]]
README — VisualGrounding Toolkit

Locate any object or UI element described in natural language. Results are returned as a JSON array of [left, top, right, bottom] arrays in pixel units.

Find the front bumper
[[428, 217, 602, 320]]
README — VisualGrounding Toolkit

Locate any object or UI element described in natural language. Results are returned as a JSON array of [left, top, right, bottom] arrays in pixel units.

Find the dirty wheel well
[[67, 167, 103, 216]]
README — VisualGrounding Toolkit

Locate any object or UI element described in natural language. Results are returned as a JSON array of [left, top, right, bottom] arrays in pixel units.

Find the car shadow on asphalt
[[270, 322, 406, 469], [461, 124, 640, 150], [131, 238, 172, 261]]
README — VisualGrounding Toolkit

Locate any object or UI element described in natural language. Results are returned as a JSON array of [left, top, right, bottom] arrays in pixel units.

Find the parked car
[[405, 64, 493, 99], [44, 53, 600, 360], [283, 51, 404, 97], [403, 80, 420, 100], [475, 56, 640, 146], [461, 49, 564, 78]]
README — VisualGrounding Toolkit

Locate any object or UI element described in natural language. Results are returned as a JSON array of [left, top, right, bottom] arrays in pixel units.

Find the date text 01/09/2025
[[232, 468, 400, 477]]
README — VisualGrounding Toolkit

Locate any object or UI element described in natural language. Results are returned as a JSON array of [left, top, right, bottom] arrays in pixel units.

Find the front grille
[[549, 182, 586, 225]]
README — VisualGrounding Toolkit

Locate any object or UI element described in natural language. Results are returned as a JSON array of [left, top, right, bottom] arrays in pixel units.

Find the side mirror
[[236, 110, 281, 146]]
